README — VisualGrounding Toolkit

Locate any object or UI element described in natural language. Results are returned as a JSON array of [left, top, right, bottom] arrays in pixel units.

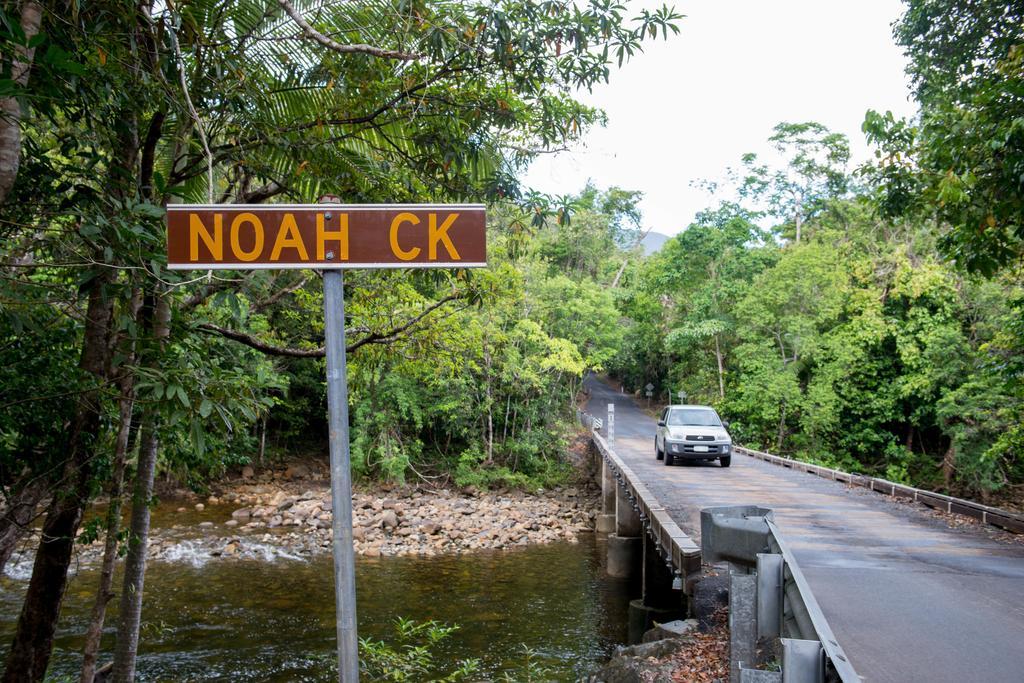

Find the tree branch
[[242, 180, 287, 204], [198, 293, 463, 357], [252, 274, 309, 313], [277, 0, 421, 60]]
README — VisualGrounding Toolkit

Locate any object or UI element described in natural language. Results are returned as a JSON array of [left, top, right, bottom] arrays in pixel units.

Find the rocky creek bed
[[2, 466, 600, 575]]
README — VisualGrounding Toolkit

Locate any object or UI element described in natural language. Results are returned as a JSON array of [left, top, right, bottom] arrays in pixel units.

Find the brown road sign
[[167, 204, 486, 270]]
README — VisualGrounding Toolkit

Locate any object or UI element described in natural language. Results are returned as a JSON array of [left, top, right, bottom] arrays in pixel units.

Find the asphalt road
[[585, 376, 1024, 683]]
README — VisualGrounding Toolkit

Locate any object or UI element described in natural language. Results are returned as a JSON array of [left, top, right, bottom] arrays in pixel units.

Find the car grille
[[682, 444, 721, 454], [671, 444, 720, 454], [686, 435, 714, 441]]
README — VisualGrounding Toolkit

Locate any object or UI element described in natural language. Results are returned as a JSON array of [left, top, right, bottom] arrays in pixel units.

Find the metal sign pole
[[322, 206, 359, 681]]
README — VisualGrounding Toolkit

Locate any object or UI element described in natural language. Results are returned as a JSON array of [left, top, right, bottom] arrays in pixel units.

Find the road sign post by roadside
[[167, 202, 486, 682], [645, 382, 654, 408], [607, 403, 615, 443]]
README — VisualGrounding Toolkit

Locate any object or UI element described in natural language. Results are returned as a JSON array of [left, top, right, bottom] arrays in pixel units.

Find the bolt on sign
[[167, 201, 485, 683], [166, 204, 486, 269]]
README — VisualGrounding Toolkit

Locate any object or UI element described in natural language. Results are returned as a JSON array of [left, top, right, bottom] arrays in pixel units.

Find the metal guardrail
[[575, 408, 601, 431], [735, 446, 1024, 534], [702, 506, 862, 683]]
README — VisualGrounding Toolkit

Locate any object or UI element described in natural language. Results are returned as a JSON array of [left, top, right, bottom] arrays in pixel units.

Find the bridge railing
[[735, 445, 1024, 535], [586, 421, 703, 578], [575, 408, 602, 432], [702, 506, 862, 683]]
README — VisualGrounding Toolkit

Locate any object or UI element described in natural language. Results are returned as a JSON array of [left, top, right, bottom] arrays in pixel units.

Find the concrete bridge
[[584, 377, 1024, 682]]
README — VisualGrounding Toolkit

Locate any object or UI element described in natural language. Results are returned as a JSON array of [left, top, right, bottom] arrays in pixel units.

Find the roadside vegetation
[[611, 1, 1024, 506]]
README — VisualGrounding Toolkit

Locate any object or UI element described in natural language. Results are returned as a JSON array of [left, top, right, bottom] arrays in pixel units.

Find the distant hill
[[641, 231, 671, 255]]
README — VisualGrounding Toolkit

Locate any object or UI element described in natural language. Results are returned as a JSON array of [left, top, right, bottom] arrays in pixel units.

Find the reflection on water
[[0, 535, 628, 681]]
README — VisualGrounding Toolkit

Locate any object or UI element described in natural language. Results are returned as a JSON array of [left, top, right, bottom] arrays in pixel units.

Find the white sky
[[523, 0, 920, 235]]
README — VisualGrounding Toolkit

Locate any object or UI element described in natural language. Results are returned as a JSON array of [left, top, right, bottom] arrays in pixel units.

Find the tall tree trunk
[[3, 272, 115, 683], [713, 334, 725, 399], [794, 212, 803, 244], [775, 403, 787, 452], [483, 342, 494, 464], [0, 478, 47, 577], [256, 416, 267, 464], [610, 226, 653, 288], [0, 1, 42, 204], [111, 291, 170, 683], [942, 441, 956, 491], [80, 290, 143, 683]]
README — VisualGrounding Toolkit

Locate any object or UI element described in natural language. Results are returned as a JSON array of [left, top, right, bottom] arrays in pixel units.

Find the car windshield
[[667, 408, 721, 427]]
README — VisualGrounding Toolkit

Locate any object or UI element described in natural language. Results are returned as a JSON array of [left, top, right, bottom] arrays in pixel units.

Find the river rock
[[224, 519, 239, 528], [641, 619, 698, 643], [195, 503, 205, 511], [284, 464, 310, 480], [231, 508, 251, 521], [380, 510, 399, 529], [241, 465, 255, 479]]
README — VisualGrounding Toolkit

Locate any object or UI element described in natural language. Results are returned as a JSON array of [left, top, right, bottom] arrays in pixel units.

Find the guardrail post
[[730, 572, 759, 683], [756, 553, 783, 639], [781, 639, 824, 683], [740, 669, 782, 683]]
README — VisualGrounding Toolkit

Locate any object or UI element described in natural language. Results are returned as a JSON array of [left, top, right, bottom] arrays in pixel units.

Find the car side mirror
[[657, 420, 665, 427], [722, 420, 730, 429]]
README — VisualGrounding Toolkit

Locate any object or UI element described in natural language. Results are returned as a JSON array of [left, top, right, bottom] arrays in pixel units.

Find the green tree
[[736, 122, 850, 243], [865, 0, 1024, 273]]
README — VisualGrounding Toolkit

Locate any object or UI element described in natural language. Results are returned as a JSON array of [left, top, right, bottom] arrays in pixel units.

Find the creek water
[[1, 532, 629, 681]]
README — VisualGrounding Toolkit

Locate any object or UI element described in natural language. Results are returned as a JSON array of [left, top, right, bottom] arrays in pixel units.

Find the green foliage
[[864, 0, 1024, 274], [610, 122, 1024, 501], [0, 0, 679, 507], [358, 618, 479, 682], [248, 189, 637, 487]]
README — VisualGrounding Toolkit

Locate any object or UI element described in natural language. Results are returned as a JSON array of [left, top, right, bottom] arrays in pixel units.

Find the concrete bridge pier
[[628, 533, 686, 642], [595, 458, 617, 534], [606, 481, 642, 579]]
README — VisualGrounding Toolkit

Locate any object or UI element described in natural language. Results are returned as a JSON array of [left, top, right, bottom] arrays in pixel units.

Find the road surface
[[585, 377, 1024, 683]]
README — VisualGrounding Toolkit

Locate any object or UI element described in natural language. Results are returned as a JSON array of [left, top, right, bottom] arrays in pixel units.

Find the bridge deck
[[585, 377, 1024, 683]]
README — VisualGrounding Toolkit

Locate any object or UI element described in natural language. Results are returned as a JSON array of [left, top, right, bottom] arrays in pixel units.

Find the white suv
[[655, 405, 732, 467]]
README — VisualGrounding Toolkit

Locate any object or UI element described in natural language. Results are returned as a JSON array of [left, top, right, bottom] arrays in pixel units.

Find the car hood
[[667, 426, 730, 441]]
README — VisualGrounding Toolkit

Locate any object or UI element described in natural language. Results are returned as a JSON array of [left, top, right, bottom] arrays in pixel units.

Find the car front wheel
[[655, 438, 663, 460], [720, 456, 731, 468]]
